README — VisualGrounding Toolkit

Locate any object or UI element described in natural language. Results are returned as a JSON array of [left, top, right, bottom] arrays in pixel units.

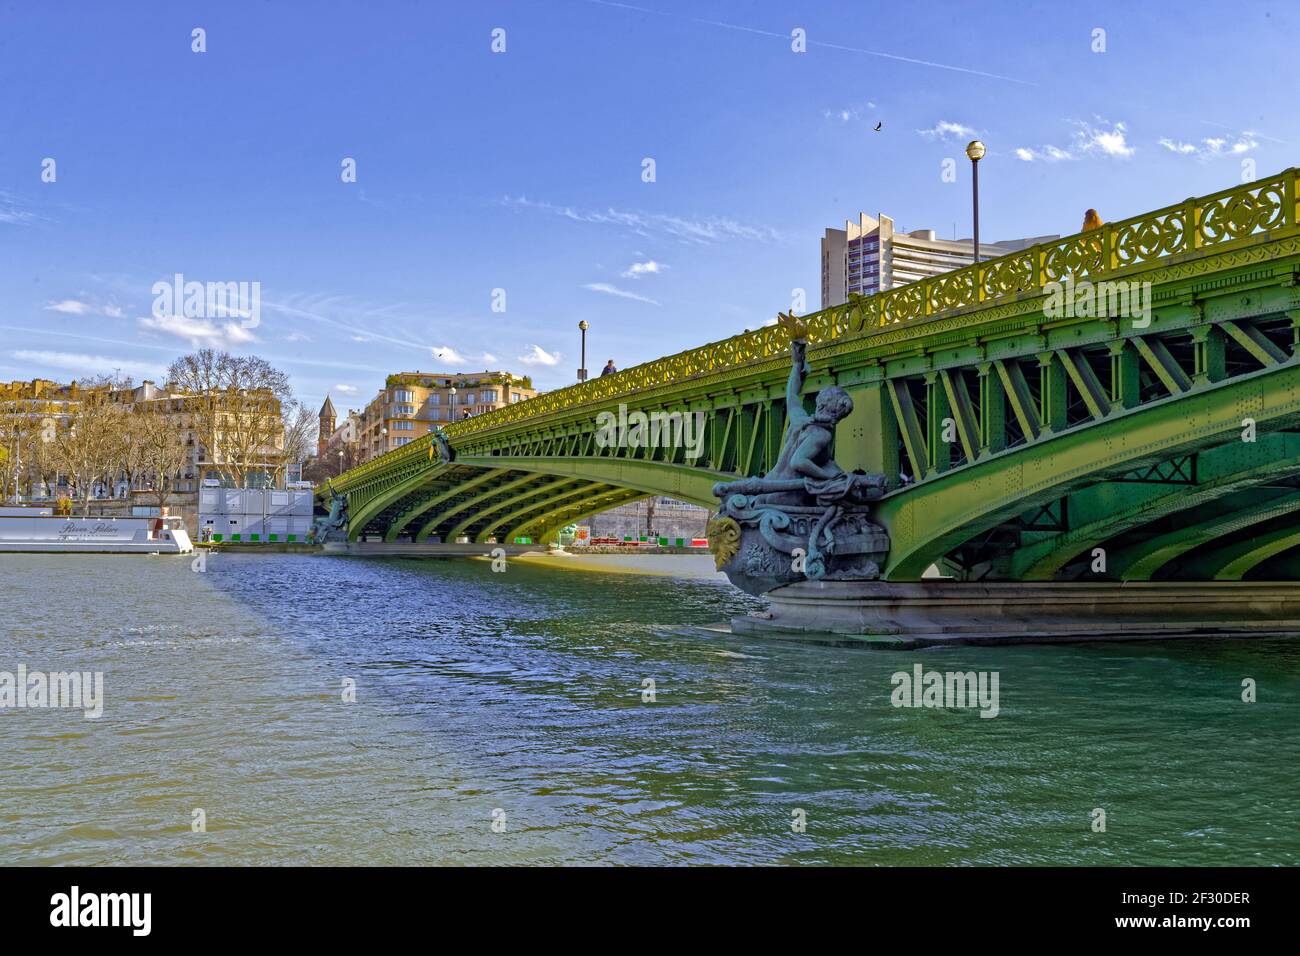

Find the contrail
[[579, 0, 1036, 86]]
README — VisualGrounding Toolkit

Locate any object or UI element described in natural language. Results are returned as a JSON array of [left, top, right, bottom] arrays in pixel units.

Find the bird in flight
[[874, 121, 883, 131]]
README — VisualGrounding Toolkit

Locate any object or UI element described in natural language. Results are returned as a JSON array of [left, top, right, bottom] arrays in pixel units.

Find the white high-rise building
[[820, 212, 1058, 309]]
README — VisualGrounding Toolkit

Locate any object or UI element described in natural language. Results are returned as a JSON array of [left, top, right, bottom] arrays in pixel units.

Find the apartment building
[[104, 380, 287, 492], [820, 212, 1058, 308], [0, 376, 287, 527], [355, 370, 538, 462]]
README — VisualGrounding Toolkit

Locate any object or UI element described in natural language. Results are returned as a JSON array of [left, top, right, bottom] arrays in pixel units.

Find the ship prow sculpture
[[709, 320, 890, 596]]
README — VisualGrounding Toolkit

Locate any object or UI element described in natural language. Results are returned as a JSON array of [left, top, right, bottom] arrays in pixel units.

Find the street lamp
[[337, 449, 344, 476], [578, 320, 589, 382], [965, 140, 986, 264]]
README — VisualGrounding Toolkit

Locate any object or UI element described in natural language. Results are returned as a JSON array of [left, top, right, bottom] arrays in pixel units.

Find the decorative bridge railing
[[331, 167, 1300, 493]]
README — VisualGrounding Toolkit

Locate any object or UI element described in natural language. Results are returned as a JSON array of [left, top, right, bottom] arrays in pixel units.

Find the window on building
[[481, 390, 497, 403]]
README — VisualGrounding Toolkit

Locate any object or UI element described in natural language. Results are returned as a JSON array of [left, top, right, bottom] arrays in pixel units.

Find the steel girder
[[877, 362, 1300, 580]]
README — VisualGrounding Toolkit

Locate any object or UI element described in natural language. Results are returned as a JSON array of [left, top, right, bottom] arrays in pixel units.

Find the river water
[[2, 551, 1297, 865]]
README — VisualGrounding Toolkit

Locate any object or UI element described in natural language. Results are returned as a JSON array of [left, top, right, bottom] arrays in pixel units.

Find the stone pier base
[[730, 580, 1300, 646]]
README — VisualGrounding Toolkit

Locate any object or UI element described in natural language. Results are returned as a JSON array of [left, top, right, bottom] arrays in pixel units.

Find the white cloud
[[430, 345, 468, 365], [917, 120, 977, 141], [823, 102, 876, 123], [482, 352, 498, 363], [11, 350, 160, 381], [1014, 119, 1133, 162], [45, 298, 126, 318], [583, 282, 660, 305], [44, 300, 93, 315], [0, 191, 41, 226], [502, 196, 782, 245], [622, 260, 667, 278], [334, 384, 359, 395], [518, 345, 561, 367], [262, 295, 445, 356], [1015, 144, 1074, 163], [138, 313, 259, 349], [1159, 132, 1258, 161], [1078, 119, 1134, 158], [284, 331, 311, 342]]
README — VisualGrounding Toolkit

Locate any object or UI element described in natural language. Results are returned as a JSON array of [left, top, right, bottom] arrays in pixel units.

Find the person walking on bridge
[[601, 359, 617, 376]]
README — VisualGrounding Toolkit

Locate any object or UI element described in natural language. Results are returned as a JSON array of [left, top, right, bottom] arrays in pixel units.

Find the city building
[[357, 370, 538, 462], [105, 380, 288, 493], [0, 376, 290, 529], [820, 212, 1058, 308], [314, 402, 362, 479]]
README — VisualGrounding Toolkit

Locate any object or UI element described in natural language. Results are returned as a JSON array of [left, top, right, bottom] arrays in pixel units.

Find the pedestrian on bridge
[[601, 360, 617, 376], [1082, 208, 1103, 231]]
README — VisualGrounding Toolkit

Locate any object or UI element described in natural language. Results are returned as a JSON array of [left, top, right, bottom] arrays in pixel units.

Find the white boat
[[0, 508, 193, 554]]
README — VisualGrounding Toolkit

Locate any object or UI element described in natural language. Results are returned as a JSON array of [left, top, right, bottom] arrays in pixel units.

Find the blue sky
[[1, 0, 1293, 416]]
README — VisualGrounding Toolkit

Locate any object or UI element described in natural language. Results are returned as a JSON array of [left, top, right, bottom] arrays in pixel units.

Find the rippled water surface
[[2, 552, 1298, 865]]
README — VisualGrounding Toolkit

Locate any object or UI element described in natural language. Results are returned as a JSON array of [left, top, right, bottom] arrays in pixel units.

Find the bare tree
[[279, 399, 317, 481], [25, 417, 60, 499], [51, 391, 129, 516], [165, 350, 231, 483], [135, 407, 190, 512], [118, 414, 149, 501], [166, 350, 291, 486], [0, 399, 27, 501]]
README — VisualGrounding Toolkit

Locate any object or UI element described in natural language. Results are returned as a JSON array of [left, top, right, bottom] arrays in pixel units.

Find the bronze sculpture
[[311, 484, 349, 543], [709, 322, 889, 595]]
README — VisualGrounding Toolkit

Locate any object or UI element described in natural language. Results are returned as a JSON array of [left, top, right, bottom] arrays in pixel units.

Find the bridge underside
[[349, 462, 648, 544], [883, 314, 1300, 582]]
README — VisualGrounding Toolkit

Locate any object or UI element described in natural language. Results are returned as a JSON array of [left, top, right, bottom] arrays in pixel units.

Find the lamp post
[[578, 320, 589, 382], [337, 449, 344, 477], [965, 140, 985, 264]]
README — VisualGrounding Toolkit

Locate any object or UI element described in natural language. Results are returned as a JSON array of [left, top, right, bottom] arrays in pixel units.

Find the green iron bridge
[[325, 168, 1300, 583]]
